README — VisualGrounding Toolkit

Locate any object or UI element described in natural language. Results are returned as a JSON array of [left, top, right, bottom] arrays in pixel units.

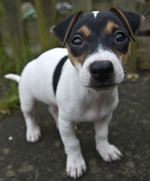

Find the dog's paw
[[97, 143, 123, 162], [66, 154, 87, 179], [26, 126, 41, 143]]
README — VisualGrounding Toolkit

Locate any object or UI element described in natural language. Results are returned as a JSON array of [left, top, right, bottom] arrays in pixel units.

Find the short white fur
[[77, 46, 124, 87], [5, 47, 123, 179], [92, 11, 100, 18]]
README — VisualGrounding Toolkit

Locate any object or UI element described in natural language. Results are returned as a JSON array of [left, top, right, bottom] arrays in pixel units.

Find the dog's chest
[[81, 104, 104, 122], [66, 90, 118, 122], [79, 99, 113, 122]]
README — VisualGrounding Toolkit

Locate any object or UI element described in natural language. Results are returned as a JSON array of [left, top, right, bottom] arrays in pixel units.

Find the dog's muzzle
[[89, 61, 115, 89]]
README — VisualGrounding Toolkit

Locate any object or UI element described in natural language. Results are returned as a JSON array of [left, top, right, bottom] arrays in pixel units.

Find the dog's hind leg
[[48, 106, 59, 129], [20, 95, 41, 143]]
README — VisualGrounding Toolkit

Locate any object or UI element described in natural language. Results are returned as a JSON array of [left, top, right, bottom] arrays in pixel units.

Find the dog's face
[[51, 7, 144, 91], [66, 11, 130, 90]]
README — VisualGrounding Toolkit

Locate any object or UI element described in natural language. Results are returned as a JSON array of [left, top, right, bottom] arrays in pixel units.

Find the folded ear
[[50, 11, 83, 47], [110, 7, 145, 41]]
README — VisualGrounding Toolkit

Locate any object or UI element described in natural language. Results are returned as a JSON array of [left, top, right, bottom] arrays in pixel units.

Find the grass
[[0, 84, 19, 116], [0, 73, 19, 114], [0, 45, 33, 114], [0, 95, 19, 114], [0, 47, 14, 75]]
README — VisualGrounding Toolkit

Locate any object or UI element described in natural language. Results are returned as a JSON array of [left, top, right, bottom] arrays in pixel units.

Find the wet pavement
[[0, 75, 150, 181]]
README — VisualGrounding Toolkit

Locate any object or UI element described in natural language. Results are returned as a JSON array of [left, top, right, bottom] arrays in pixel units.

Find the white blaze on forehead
[[92, 11, 99, 18]]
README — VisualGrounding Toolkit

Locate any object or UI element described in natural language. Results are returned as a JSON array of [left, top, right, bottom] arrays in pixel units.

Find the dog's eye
[[115, 32, 127, 42], [71, 36, 83, 46]]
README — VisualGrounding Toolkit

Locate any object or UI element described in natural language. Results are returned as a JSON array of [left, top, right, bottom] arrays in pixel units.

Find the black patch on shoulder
[[53, 55, 68, 95]]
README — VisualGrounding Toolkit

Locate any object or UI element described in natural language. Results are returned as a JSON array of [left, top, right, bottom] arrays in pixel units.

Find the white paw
[[97, 143, 123, 162], [26, 126, 41, 143], [66, 154, 87, 179]]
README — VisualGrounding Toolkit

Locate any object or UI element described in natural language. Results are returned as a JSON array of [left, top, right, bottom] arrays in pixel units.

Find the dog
[[5, 7, 144, 179]]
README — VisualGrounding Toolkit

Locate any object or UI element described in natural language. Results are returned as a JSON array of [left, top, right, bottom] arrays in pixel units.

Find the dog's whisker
[[123, 66, 143, 82]]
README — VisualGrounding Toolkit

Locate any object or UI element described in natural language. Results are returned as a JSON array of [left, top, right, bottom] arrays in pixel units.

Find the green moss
[[0, 78, 19, 114], [0, 95, 19, 108], [0, 95, 19, 114]]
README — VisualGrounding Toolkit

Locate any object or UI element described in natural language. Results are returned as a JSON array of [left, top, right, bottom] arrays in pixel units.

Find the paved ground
[[0, 75, 150, 181]]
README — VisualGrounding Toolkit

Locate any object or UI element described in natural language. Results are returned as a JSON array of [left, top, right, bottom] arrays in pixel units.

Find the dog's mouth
[[87, 76, 118, 91], [87, 83, 117, 92]]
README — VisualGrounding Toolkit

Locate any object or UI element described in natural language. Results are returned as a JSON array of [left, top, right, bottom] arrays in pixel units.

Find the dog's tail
[[4, 74, 20, 83]]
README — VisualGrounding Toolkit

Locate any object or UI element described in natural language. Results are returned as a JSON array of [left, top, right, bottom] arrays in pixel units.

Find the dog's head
[[51, 7, 144, 91]]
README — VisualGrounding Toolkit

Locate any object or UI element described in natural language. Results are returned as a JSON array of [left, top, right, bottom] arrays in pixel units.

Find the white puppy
[[5, 8, 144, 179]]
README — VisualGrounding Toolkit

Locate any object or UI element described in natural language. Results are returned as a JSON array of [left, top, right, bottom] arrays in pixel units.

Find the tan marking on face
[[77, 25, 91, 37], [67, 46, 89, 66], [105, 21, 118, 34], [113, 43, 131, 65], [123, 43, 131, 65]]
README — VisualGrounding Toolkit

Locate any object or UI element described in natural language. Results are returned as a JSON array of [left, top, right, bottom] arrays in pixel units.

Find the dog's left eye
[[115, 31, 127, 42], [71, 35, 83, 46]]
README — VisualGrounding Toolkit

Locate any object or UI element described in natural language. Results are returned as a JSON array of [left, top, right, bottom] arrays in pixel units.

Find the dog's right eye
[[71, 35, 83, 46], [115, 31, 127, 43]]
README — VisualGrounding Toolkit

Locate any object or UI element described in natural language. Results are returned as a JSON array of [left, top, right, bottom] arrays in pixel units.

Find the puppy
[[5, 7, 144, 179]]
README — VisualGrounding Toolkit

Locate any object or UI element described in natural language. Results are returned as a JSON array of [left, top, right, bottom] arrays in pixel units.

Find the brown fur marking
[[113, 43, 131, 65], [105, 21, 118, 34], [77, 25, 91, 37], [67, 47, 89, 65]]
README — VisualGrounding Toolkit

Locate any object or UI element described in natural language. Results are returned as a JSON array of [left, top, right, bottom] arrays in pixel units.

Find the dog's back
[[19, 48, 68, 105]]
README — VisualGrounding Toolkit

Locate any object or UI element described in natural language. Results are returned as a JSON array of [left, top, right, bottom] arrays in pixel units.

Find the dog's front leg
[[59, 118, 86, 179], [95, 113, 122, 162]]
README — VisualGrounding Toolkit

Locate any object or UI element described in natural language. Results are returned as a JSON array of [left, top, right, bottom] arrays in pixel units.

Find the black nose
[[90, 61, 114, 82]]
